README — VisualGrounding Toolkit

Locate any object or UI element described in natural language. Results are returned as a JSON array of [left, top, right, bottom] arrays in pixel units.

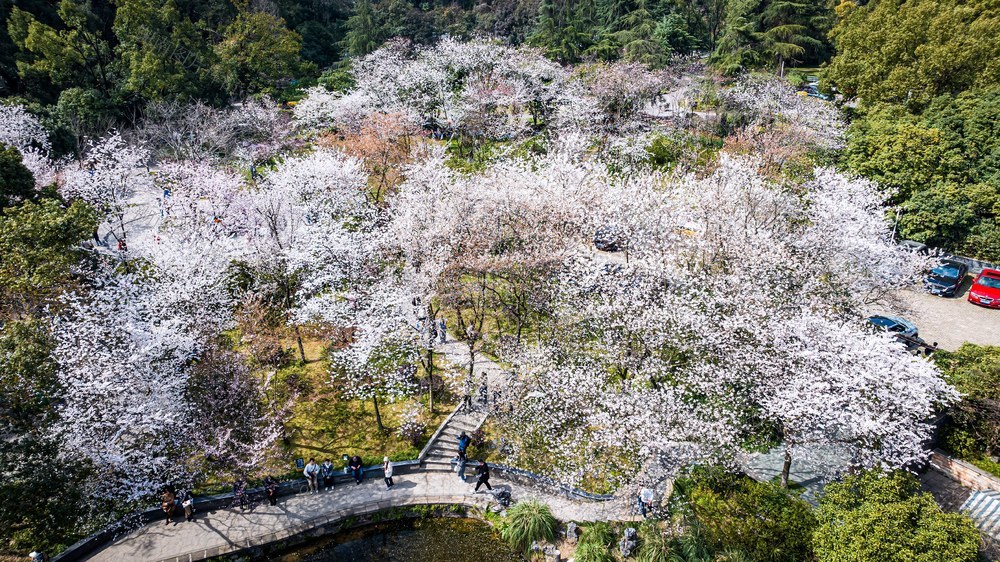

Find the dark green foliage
[[814, 471, 981, 562], [0, 143, 36, 209], [710, 0, 830, 75], [844, 89, 1000, 261], [935, 345, 1000, 470], [680, 468, 816, 562], [0, 319, 92, 552], [0, 197, 98, 316]]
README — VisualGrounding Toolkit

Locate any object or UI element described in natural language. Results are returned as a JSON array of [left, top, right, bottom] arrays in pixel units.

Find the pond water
[[268, 517, 525, 562]]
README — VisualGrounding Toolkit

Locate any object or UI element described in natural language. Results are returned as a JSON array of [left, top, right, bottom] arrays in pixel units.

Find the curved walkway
[[87, 470, 633, 561]]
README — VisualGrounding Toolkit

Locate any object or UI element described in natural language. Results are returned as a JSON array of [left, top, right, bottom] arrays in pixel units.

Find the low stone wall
[[929, 449, 1000, 492]]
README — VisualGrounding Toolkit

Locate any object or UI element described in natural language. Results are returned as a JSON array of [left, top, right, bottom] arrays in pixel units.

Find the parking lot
[[893, 277, 1000, 351]]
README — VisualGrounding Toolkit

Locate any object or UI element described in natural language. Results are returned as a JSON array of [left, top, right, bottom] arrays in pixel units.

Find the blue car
[[924, 259, 968, 297], [867, 315, 919, 339]]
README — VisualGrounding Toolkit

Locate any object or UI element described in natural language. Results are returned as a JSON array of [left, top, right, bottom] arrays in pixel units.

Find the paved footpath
[[88, 470, 632, 562]]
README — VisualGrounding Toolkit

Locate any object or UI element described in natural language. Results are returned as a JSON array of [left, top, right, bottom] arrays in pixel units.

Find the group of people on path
[[160, 484, 195, 525], [455, 431, 492, 492], [412, 297, 447, 345], [303, 455, 396, 493]]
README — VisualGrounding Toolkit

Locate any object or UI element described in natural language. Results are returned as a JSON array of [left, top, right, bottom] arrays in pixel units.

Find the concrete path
[[87, 460, 633, 561]]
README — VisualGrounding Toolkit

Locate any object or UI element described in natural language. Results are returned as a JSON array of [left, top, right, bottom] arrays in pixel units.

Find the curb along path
[[85, 309, 634, 561]]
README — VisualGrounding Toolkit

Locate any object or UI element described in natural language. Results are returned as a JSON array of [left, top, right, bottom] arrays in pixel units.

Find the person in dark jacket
[[349, 455, 364, 484], [321, 459, 336, 491], [264, 476, 279, 506], [474, 460, 492, 492]]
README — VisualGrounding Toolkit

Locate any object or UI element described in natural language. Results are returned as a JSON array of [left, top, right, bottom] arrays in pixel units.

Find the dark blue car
[[925, 259, 968, 297]]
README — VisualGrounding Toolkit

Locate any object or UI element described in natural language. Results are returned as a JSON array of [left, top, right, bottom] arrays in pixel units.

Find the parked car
[[594, 225, 626, 252], [968, 268, 1000, 309], [867, 315, 919, 339], [924, 259, 969, 297], [897, 240, 929, 255]]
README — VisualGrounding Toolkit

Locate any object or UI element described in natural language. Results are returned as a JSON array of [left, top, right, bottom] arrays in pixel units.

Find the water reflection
[[269, 517, 524, 562]]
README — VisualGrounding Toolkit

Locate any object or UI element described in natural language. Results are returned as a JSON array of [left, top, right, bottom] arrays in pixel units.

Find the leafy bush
[[636, 522, 673, 562], [936, 344, 1000, 469], [681, 468, 816, 562], [575, 521, 616, 562], [500, 499, 558, 554], [814, 471, 980, 562]]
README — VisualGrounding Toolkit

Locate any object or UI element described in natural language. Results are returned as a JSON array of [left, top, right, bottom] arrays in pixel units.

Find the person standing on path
[[438, 318, 446, 343], [264, 476, 279, 506], [181, 490, 195, 522], [474, 460, 492, 492], [321, 459, 336, 491], [383, 456, 394, 489], [457, 431, 471, 455], [304, 458, 320, 494], [456, 450, 468, 481], [349, 455, 364, 484]]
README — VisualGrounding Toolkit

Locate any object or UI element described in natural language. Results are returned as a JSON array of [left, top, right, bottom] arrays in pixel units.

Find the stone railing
[[51, 461, 421, 562], [928, 449, 1000, 492]]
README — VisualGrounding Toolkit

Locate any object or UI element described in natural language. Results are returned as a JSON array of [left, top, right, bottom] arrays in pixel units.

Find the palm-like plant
[[500, 499, 558, 554]]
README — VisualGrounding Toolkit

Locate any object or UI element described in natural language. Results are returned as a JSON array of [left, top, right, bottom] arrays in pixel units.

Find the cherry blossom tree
[[0, 103, 57, 187], [61, 133, 154, 252]]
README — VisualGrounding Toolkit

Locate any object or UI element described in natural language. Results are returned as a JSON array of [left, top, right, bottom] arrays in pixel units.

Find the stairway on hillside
[[421, 407, 485, 474], [961, 490, 1000, 542]]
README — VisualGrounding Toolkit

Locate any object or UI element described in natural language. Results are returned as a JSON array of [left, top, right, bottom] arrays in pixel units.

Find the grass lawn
[[279, 336, 458, 471]]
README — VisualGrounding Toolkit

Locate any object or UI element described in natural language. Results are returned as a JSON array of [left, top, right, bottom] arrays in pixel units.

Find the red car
[[968, 268, 1000, 308]]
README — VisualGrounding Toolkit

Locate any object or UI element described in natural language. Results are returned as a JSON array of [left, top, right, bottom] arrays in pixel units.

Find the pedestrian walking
[[438, 318, 447, 343], [474, 460, 492, 492], [383, 456, 395, 489], [349, 455, 364, 484], [264, 476, 279, 506], [304, 458, 320, 493], [321, 459, 336, 491], [455, 450, 468, 481], [457, 431, 471, 455], [28, 551, 49, 562], [637, 487, 655, 518]]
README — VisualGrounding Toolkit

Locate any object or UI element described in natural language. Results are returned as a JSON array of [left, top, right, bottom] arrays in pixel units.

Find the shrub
[[636, 522, 673, 562], [683, 469, 816, 562], [500, 499, 558, 554], [576, 521, 616, 562], [814, 470, 980, 562]]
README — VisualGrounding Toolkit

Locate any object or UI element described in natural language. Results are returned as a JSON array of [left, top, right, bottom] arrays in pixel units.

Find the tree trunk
[[295, 325, 307, 363], [373, 395, 384, 431], [781, 448, 792, 488]]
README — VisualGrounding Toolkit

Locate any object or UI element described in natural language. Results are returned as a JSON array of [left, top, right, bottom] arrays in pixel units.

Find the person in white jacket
[[383, 456, 394, 489], [304, 458, 320, 494]]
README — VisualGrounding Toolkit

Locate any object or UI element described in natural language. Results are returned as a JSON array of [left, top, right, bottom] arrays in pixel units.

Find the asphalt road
[[894, 277, 1000, 351]]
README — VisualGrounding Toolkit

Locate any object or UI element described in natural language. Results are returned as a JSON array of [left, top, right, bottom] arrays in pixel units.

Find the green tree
[[213, 9, 309, 97], [113, 0, 219, 101], [0, 198, 98, 317], [7, 0, 117, 97], [343, 0, 383, 57], [530, 0, 595, 63], [0, 144, 36, 210], [827, 0, 1000, 106], [814, 471, 981, 562], [0, 319, 91, 552]]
